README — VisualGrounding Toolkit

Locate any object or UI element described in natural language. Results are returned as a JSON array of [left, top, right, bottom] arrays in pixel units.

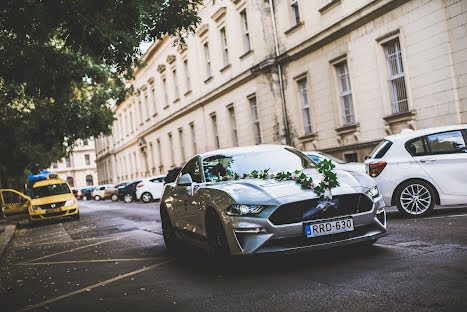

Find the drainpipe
[[268, 0, 291, 146]]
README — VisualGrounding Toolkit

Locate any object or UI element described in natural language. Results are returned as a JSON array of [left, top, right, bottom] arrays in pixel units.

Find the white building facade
[[50, 139, 98, 188], [96, 0, 467, 183]]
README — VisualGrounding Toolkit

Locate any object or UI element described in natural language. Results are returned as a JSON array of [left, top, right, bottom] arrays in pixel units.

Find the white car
[[136, 175, 166, 203], [365, 124, 467, 217], [91, 184, 113, 201], [304, 151, 365, 172]]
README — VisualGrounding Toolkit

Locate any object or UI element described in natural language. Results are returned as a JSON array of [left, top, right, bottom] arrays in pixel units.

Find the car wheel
[[83, 195, 88, 201], [72, 212, 80, 221], [94, 195, 101, 201], [141, 192, 153, 203], [160, 205, 180, 253], [111, 194, 118, 202], [124, 193, 133, 203], [395, 180, 436, 217], [206, 209, 230, 257]]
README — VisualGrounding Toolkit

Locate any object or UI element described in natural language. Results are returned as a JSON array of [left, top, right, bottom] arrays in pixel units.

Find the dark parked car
[[117, 181, 141, 203], [80, 186, 95, 200]]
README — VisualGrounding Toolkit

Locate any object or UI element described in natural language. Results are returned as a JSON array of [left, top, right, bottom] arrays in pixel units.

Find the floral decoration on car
[[212, 159, 340, 199]]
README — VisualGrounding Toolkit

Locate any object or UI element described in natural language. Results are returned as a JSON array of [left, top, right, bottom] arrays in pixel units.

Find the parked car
[[91, 184, 113, 201], [105, 181, 129, 201], [136, 175, 166, 203], [160, 145, 386, 256], [117, 180, 141, 203], [304, 151, 365, 172], [80, 186, 95, 200], [1, 174, 79, 226], [364, 125, 467, 217]]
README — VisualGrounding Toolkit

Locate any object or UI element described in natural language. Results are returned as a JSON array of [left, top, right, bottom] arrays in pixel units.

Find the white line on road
[[16, 257, 165, 265], [19, 259, 174, 312]]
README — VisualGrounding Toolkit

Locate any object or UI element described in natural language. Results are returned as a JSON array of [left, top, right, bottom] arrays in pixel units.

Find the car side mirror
[[177, 173, 193, 186], [364, 155, 371, 160]]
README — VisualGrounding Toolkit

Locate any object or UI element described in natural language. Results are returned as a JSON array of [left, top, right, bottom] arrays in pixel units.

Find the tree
[[0, 0, 202, 188]]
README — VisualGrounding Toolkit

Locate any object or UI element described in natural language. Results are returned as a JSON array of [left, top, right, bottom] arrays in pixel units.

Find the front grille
[[261, 224, 380, 249], [39, 201, 66, 210], [269, 194, 373, 225]]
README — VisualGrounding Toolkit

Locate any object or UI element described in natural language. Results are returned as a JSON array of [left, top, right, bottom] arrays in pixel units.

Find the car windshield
[[202, 148, 315, 182], [319, 152, 346, 164], [31, 183, 71, 199]]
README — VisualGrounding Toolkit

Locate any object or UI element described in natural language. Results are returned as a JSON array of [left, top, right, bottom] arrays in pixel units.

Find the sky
[[140, 41, 153, 55]]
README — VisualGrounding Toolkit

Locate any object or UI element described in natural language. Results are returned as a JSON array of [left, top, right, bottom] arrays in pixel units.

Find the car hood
[[31, 193, 74, 205], [208, 169, 376, 205]]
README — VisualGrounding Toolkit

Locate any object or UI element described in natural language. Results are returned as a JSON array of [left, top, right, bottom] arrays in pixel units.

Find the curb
[[0, 223, 16, 259]]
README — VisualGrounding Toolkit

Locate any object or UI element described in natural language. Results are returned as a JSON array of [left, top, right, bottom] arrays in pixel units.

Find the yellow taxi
[[0, 175, 79, 226]]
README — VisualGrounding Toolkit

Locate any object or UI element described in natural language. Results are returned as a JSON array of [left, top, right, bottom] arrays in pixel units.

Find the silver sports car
[[160, 145, 387, 256]]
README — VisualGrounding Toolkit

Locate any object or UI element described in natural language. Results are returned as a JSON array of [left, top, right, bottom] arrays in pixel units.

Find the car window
[[307, 154, 322, 163], [406, 137, 429, 156], [31, 183, 71, 199], [426, 131, 466, 154], [149, 178, 165, 183], [181, 157, 202, 183], [370, 140, 393, 159]]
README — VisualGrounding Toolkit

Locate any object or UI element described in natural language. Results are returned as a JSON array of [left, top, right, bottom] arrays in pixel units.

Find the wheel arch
[[391, 178, 440, 206]]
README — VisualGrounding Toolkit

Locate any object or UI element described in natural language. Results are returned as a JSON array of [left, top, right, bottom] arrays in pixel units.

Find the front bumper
[[30, 203, 79, 221], [224, 197, 387, 255]]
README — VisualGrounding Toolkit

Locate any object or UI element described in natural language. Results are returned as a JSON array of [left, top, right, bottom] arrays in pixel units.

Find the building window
[[162, 78, 169, 107], [85, 154, 90, 166], [228, 106, 238, 147], [178, 128, 185, 163], [290, 0, 300, 26], [204, 42, 211, 78], [83, 139, 88, 146], [157, 138, 163, 174], [130, 111, 134, 132], [151, 84, 157, 115], [383, 38, 408, 114], [65, 157, 71, 168], [344, 153, 358, 163], [297, 77, 313, 134], [220, 27, 229, 67], [86, 175, 93, 186], [240, 10, 251, 52], [190, 122, 197, 154], [211, 114, 220, 149], [66, 177, 74, 187], [249, 96, 262, 144], [335, 61, 355, 125], [168, 133, 175, 166], [183, 59, 191, 92], [172, 69, 179, 100], [52, 162, 58, 169]]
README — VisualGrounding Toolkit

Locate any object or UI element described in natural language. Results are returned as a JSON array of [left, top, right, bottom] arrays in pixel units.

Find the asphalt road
[[0, 200, 466, 311]]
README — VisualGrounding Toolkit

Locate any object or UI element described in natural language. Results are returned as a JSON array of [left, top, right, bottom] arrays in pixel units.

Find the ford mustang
[[160, 145, 387, 256]]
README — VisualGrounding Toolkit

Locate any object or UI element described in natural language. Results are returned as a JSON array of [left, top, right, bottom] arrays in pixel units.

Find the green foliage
[[0, 0, 202, 188], [211, 161, 340, 199]]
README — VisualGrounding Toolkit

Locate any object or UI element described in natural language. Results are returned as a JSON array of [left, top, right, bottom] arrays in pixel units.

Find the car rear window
[[405, 137, 428, 156], [370, 140, 393, 159]]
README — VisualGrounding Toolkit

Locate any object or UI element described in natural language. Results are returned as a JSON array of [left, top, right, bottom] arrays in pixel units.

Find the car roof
[[199, 144, 294, 158], [385, 124, 467, 142], [33, 178, 67, 187]]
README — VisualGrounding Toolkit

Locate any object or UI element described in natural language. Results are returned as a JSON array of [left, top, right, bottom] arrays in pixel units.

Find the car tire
[[395, 180, 436, 218], [160, 205, 181, 253], [206, 209, 230, 257], [111, 194, 118, 202], [72, 212, 80, 221], [124, 193, 133, 203], [83, 195, 88, 201], [94, 195, 101, 201], [141, 192, 153, 203], [29, 217, 35, 228]]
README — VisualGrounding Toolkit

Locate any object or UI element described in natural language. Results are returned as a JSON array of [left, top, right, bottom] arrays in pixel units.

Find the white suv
[[365, 124, 467, 217], [136, 175, 166, 203]]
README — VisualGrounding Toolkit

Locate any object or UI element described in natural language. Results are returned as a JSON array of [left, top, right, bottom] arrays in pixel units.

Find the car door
[[413, 130, 467, 196], [0, 189, 31, 221], [149, 177, 164, 199]]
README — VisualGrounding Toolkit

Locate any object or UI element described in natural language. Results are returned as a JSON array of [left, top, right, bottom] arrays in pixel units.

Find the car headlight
[[32, 205, 41, 211], [366, 186, 380, 199], [65, 198, 76, 206], [225, 204, 265, 216]]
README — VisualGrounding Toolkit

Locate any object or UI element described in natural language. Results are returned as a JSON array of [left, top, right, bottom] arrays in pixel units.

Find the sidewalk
[[0, 219, 16, 259]]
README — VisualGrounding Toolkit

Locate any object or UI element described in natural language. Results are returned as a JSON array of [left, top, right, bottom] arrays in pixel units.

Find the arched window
[[86, 175, 93, 186], [66, 177, 74, 187]]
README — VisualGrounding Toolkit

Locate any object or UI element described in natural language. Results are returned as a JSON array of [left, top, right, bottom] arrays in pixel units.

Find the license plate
[[46, 208, 60, 214], [305, 217, 354, 238]]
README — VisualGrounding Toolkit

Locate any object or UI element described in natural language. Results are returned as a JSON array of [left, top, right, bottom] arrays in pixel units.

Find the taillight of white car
[[368, 161, 387, 177], [137, 184, 144, 188]]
